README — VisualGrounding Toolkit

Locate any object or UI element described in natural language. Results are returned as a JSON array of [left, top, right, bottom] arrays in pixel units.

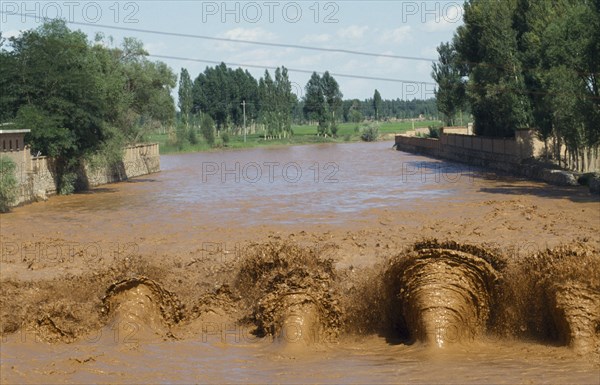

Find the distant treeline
[[178, 63, 439, 141]]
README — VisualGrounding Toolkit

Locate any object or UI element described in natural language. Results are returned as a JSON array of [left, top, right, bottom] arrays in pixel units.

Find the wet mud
[[101, 277, 184, 342], [2, 241, 597, 354], [234, 243, 341, 348], [551, 284, 600, 354], [392, 243, 500, 346], [1, 143, 599, 383]]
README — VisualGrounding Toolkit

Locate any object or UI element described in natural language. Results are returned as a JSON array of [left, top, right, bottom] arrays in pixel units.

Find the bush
[[360, 125, 379, 142], [350, 109, 363, 123], [330, 123, 338, 137], [0, 157, 18, 212], [428, 125, 442, 139], [200, 114, 215, 146], [221, 131, 230, 144], [187, 127, 198, 145], [175, 124, 189, 150], [58, 171, 77, 195]]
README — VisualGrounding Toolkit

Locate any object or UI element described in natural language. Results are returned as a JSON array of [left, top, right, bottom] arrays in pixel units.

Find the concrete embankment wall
[[11, 143, 160, 206], [395, 131, 599, 186], [395, 133, 524, 173]]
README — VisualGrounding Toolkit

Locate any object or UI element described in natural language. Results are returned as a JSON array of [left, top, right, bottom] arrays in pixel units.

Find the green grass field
[[149, 120, 442, 155]]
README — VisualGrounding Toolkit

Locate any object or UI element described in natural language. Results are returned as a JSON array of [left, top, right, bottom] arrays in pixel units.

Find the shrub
[[0, 157, 18, 212], [200, 114, 215, 146], [188, 127, 198, 145], [428, 125, 442, 139], [175, 124, 189, 150], [58, 171, 77, 195], [361, 125, 379, 142], [221, 131, 230, 144]]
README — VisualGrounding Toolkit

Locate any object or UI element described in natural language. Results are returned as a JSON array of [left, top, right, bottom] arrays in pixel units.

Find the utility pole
[[242, 100, 247, 143]]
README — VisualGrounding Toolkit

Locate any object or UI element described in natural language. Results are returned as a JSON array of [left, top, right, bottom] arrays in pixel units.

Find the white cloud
[[381, 26, 412, 44], [336, 25, 369, 40], [216, 27, 277, 52], [220, 27, 276, 42], [300, 33, 331, 44]]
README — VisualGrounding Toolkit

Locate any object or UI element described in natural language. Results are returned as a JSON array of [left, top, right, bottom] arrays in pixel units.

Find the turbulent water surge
[[1, 142, 598, 384]]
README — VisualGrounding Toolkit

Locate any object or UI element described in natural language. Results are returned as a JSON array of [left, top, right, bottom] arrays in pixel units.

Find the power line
[[149, 54, 437, 86], [0, 11, 438, 63]]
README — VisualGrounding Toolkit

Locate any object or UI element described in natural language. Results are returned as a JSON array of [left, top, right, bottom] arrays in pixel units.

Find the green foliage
[[221, 131, 230, 144], [428, 125, 442, 139], [303, 72, 342, 136], [322, 71, 343, 136], [455, 0, 530, 137], [2, 20, 176, 192], [346, 98, 438, 122], [59, 172, 77, 195], [0, 157, 18, 212], [178, 68, 193, 125], [350, 109, 363, 123], [188, 127, 198, 145], [431, 42, 466, 126], [303, 72, 327, 131], [192, 63, 259, 130], [360, 125, 379, 142], [438, 0, 599, 165], [175, 124, 189, 150], [258, 67, 296, 139], [373, 89, 382, 121], [85, 126, 125, 171], [200, 114, 215, 146]]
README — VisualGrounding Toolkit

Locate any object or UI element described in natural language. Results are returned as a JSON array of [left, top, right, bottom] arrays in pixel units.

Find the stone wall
[[395, 131, 598, 186], [8, 143, 160, 206], [79, 143, 160, 188]]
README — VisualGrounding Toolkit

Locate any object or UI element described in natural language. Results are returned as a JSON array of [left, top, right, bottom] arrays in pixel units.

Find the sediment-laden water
[[1, 142, 599, 384]]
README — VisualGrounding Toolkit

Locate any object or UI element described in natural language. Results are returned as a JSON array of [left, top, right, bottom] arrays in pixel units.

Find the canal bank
[[0, 128, 160, 207], [394, 130, 600, 191]]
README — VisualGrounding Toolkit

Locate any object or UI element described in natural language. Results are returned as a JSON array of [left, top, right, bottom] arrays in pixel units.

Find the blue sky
[[1, 1, 463, 101]]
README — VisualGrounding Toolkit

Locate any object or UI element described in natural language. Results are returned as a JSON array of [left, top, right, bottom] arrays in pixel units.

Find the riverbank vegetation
[[0, 20, 176, 193], [432, 0, 599, 170], [170, 63, 439, 153], [152, 120, 440, 154]]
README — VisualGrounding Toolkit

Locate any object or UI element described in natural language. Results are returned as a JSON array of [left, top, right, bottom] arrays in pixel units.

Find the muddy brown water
[[1, 141, 599, 384]]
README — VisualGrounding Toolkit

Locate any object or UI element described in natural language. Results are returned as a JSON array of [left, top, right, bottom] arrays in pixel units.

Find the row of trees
[[433, 0, 599, 169], [303, 71, 343, 136], [292, 95, 438, 124], [181, 63, 438, 143], [176, 63, 297, 143], [0, 20, 176, 192]]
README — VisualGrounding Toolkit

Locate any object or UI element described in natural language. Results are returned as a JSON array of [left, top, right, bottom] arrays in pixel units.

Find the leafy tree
[[350, 109, 363, 123], [3, 21, 176, 193], [454, 0, 530, 137], [303, 72, 327, 135], [432, 42, 466, 126], [200, 113, 215, 146], [373, 89, 382, 121], [192, 63, 259, 132], [178, 68, 193, 126], [257, 67, 295, 139], [0, 33, 19, 123], [321, 71, 343, 136]]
